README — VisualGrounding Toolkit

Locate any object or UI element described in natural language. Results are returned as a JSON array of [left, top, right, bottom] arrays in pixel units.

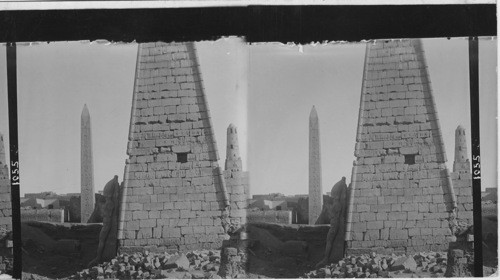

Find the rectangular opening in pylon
[[404, 154, 416, 165], [176, 153, 188, 163]]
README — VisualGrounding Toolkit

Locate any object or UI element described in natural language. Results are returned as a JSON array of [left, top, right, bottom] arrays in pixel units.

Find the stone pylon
[[346, 40, 457, 254], [225, 124, 242, 172], [451, 125, 473, 229], [309, 106, 322, 225], [81, 104, 95, 224], [118, 42, 232, 252], [0, 132, 11, 230]]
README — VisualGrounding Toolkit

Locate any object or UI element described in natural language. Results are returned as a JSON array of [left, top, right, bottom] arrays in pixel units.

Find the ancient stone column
[[81, 104, 95, 224], [346, 40, 457, 254], [224, 124, 249, 230], [451, 125, 473, 229], [0, 132, 12, 230], [309, 106, 322, 225], [225, 124, 242, 172]]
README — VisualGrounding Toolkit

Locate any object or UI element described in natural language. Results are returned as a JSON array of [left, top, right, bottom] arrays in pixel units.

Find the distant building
[[249, 193, 313, 224], [21, 197, 60, 209], [252, 193, 285, 201], [24, 191, 80, 201], [24, 191, 57, 199], [21, 191, 86, 222], [249, 199, 287, 211], [482, 188, 498, 203]]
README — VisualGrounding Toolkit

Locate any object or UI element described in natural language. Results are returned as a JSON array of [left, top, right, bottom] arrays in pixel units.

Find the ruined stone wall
[[0, 133, 11, 231], [247, 210, 292, 224], [21, 209, 65, 223], [451, 126, 473, 230], [346, 40, 456, 255], [118, 42, 229, 253]]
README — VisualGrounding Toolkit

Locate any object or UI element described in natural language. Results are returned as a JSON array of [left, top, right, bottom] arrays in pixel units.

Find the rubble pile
[[0, 229, 13, 276], [0, 256, 13, 276], [304, 251, 448, 278], [71, 250, 222, 279]]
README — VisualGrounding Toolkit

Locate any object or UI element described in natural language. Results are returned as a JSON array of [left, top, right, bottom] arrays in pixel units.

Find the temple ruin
[[346, 39, 457, 254], [86, 39, 477, 274], [117, 42, 247, 253]]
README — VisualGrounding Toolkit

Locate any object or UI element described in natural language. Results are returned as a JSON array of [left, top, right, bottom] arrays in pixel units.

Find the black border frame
[[1, 4, 495, 278]]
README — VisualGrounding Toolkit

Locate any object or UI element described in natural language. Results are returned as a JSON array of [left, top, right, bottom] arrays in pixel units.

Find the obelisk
[[309, 106, 322, 224], [81, 104, 95, 223]]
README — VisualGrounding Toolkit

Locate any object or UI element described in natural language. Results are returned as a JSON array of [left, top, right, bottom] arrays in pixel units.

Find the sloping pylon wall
[[117, 42, 230, 253], [345, 39, 457, 255]]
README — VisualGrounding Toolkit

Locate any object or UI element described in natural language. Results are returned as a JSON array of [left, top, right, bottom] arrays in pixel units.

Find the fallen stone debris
[[303, 251, 449, 278], [0, 256, 13, 277], [0, 229, 13, 277], [71, 250, 222, 279]]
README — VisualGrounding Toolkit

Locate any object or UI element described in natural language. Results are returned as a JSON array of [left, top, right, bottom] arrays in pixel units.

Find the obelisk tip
[[82, 104, 90, 117], [310, 105, 318, 118]]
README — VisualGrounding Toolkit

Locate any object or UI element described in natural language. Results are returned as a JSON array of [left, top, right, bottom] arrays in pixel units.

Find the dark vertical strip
[[6, 43, 21, 278], [6, 43, 21, 279], [468, 36, 482, 277]]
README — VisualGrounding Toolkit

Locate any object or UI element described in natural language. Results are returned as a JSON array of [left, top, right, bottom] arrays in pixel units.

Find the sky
[[0, 37, 496, 196]]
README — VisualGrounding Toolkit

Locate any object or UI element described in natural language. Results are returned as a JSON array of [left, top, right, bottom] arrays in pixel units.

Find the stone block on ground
[[390, 255, 417, 272], [165, 253, 190, 270]]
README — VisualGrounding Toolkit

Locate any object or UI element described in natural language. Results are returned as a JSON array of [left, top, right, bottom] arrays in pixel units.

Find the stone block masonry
[[346, 40, 457, 255], [0, 133, 11, 231], [224, 170, 249, 230], [223, 124, 249, 231], [118, 42, 231, 253], [451, 126, 473, 230], [225, 124, 242, 172]]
